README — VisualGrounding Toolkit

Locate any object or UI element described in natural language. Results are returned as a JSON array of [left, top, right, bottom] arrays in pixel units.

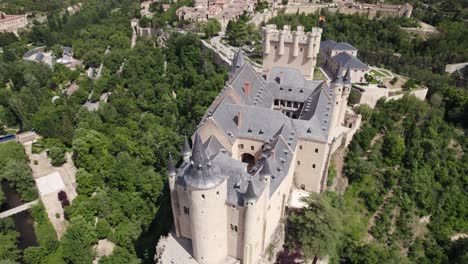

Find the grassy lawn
[[314, 68, 327, 80], [370, 69, 388, 77], [379, 69, 392, 77]]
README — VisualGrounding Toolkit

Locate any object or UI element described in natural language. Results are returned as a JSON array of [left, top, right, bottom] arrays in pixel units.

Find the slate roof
[[333, 42, 358, 51], [320, 40, 357, 52], [331, 52, 368, 70], [183, 132, 225, 190], [174, 55, 338, 205], [319, 40, 337, 52]]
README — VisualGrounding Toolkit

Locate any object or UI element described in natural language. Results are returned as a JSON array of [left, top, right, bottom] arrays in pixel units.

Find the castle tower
[[167, 153, 180, 237], [186, 132, 228, 264], [262, 24, 322, 80], [330, 62, 345, 129], [181, 135, 191, 162], [338, 66, 352, 126], [243, 178, 259, 264]]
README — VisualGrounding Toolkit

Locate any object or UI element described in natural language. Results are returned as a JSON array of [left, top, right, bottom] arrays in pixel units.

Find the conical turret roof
[[260, 159, 273, 179], [244, 178, 258, 202], [167, 153, 176, 177], [181, 135, 191, 156], [344, 66, 351, 85], [333, 62, 344, 84], [184, 131, 224, 190], [230, 49, 246, 74]]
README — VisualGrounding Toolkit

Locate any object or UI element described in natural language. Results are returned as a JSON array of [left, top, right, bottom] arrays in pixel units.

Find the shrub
[[48, 147, 66, 166], [96, 219, 112, 239]]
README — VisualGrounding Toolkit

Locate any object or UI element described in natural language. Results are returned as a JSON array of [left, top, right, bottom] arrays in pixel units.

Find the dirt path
[[366, 189, 394, 243], [370, 133, 383, 147]]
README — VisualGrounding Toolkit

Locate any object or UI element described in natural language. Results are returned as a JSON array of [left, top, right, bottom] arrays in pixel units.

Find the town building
[[331, 1, 413, 19], [262, 25, 322, 80], [23, 46, 82, 69], [176, 0, 256, 28], [320, 40, 369, 83], [0, 12, 27, 33], [164, 25, 362, 263]]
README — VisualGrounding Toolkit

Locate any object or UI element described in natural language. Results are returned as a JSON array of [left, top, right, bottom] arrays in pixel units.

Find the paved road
[[0, 200, 39, 219]]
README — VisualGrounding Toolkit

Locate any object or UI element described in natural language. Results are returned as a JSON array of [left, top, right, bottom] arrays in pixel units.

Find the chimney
[[237, 111, 242, 128], [244, 80, 250, 96], [271, 149, 275, 159]]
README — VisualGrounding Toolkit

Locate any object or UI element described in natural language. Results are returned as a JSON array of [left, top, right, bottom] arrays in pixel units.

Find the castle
[[320, 40, 369, 83], [164, 25, 361, 264]]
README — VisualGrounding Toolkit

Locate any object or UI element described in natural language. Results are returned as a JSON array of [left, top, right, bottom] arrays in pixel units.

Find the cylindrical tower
[[330, 63, 344, 129], [307, 32, 315, 59], [263, 27, 272, 55], [189, 180, 228, 264], [185, 131, 228, 264], [167, 154, 180, 237], [278, 30, 286, 56], [243, 179, 258, 264], [313, 28, 322, 51], [292, 31, 300, 57], [338, 67, 352, 126]]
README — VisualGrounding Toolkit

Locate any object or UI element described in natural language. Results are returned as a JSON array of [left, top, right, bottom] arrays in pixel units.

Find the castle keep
[[262, 25, 322, 80], [165, 25, 361, 264]]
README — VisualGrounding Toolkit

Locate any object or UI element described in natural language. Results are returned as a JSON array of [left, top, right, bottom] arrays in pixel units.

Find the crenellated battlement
[[262, 24, 322, 79]]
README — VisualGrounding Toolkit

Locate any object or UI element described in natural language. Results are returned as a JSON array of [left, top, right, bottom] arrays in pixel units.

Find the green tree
[[201, 19, 221, 38], [23, 247, 46, 264], [96, 219, 112, 239], [76, 169, 96, 196], [0, 159, 37, 202], [355, 104, 373, 122], [255, 1, 269, 12], [289, 193, 342, 259], [382, 133, 406, 166], [0, 218, 21, 262], [61, 217, 96, 264], [99, 247, 141, 264], [48, 147, 66, 167]]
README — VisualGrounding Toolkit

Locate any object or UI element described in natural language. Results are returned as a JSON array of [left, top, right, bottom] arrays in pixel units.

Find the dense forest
[[0, 0, 226, 263]]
